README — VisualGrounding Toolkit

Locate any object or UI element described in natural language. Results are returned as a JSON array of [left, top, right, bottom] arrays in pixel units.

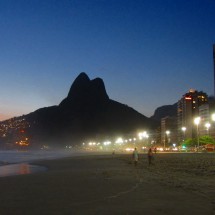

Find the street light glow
[[138, 131, 148, 140], [205, 122, 211, 135], [205, 122, 211, 129], [194, 117, 201, 125], [181, 127, 186, 132], [166, 130, 170, 135], [181, 127, 186, 142], [115, 137, 123, 144], [194, 117, 201, 150], [211, 113, 215, 121]]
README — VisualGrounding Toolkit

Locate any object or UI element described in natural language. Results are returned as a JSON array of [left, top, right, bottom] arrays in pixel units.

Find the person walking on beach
[[147, 148, 153, 165], [133, 147, 138, 166]]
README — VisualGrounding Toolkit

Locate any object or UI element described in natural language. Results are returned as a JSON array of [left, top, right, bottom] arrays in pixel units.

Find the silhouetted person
[[147, 148, 153, 165], [133, 147, 138, 166], [112, 149, 115, 157]]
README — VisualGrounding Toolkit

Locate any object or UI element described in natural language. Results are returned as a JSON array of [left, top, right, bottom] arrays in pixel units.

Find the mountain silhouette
[[1, 73, 157, 148], [59, 72, 109, 110], [150, 103, 177, 121]]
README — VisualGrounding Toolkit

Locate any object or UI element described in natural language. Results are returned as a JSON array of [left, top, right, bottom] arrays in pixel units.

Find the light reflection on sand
[[0, 163, 47, 177]]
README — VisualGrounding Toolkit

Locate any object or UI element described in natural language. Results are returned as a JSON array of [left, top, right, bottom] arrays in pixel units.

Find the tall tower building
[[214, 44, 215, 97], [177, 89, 208, 143], [161, 116, 177, 148]]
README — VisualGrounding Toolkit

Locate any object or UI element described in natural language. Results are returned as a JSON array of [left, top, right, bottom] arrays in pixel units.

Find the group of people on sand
[[132, 147, 155, 166]]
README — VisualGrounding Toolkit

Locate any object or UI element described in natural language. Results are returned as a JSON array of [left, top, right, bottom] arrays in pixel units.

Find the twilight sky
[[0, 0, 215, 121]]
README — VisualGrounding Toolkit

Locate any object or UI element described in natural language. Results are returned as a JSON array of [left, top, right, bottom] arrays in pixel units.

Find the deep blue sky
[[0, 0, 215, 121]]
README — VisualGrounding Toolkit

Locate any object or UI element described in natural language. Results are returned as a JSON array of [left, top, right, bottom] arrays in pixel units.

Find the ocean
[[0, 149, 79, 177]]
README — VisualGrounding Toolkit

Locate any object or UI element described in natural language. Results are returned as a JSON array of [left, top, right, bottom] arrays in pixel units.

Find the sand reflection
[[0, 163, 47, 177]]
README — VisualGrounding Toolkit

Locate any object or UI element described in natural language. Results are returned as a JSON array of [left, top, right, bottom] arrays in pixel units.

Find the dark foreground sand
[[0, 152, 215, 215]]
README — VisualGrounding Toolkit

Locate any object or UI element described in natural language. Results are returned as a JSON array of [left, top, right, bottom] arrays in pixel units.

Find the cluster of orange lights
[[16, 138, 29, 146]]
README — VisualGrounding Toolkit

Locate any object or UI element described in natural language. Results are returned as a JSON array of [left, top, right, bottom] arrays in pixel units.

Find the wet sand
[[0, 152, 215, 214], [0, 163, 47, 177]]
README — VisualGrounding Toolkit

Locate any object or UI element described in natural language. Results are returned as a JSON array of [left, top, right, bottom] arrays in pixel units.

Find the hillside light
[[194, 117, 201, 150]]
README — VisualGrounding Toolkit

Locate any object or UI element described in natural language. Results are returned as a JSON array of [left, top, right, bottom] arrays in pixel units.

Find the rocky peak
[[89, 78, 109, 101], [67, 72, 90, 98], [60, 73, 109, 107]]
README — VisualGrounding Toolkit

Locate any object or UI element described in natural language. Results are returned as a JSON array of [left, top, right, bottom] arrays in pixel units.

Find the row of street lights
[[180, 114, 215, 150], [84, 131, 151, 151], [192, 114, 215, 149], [193, 117, 212, 132]]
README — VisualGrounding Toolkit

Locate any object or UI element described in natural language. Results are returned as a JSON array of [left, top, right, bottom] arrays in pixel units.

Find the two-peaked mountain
[[1, 73, 157, 148]]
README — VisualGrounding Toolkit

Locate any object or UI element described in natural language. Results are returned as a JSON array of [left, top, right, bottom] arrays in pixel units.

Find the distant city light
[[138, 131, 149, 139], [115, 137, 123, 144]]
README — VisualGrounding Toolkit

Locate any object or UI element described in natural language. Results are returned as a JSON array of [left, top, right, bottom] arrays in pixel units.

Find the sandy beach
[[0, 152, 215, 215]]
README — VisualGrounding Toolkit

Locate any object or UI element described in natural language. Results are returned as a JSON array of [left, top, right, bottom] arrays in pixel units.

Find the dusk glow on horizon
[[0, 0, 215, 121]]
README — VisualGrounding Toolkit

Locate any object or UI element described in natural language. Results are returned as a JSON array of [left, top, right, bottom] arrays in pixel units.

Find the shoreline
[[0, 150, 114, 177], [0, 153, 214, 214], [0, 162, 47, 177]]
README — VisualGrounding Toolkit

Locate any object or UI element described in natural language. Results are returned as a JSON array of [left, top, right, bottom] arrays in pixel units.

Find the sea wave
[[0, 149, 81, 177], [0, 149, 81, 165]]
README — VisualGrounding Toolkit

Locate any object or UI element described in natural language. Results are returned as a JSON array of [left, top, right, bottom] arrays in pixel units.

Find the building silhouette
[[213, 44, 215, 97], [161, 116, 177, 149], [177, 89, 208, 143]]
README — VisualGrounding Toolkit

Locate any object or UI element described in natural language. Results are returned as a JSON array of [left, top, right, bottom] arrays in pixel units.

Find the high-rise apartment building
[[199, 103, 210, 136], [213, 44, 215, 97], [177, 89, 208, 142], [161, 116, 177, 148], [199, 98, 215, 138]]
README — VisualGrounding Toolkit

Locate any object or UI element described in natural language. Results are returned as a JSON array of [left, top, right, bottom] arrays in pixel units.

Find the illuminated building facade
[[161, 116, 177, 148], [177, 89, 208, 142], [199, 98, 215, 138], [198, 103, 210, 136]]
